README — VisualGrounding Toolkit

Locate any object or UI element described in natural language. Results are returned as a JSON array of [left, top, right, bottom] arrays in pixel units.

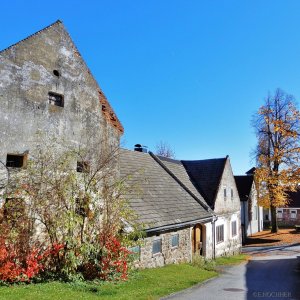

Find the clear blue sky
[[1, 1, 300, 174]]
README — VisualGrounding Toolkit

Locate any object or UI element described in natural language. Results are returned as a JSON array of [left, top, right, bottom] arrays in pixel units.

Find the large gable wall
[[0, 21, 122, 163]]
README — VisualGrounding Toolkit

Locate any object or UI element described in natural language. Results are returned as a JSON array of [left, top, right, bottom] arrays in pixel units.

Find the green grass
[[215, 254, 249, 266], [0, 264, 217, 300]]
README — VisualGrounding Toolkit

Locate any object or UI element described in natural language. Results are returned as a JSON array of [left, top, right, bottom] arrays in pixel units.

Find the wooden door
[[192, 224, 202, 255]]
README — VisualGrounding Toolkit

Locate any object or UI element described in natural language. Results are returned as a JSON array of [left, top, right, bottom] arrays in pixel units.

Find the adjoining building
[[120, 147, 242, 268], [235, 168, 263, 243]]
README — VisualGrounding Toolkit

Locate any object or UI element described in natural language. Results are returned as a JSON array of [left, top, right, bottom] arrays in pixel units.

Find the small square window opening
[[6, 154, 27, 168], [49, 92, 64, 107]]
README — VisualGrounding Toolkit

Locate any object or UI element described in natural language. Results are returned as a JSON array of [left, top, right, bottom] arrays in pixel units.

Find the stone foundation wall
[[135, 227, 192, 269]]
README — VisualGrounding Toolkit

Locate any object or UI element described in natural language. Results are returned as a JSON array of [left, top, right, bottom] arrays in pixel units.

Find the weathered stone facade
[[134, 227, 192, 269], [0, 21, 123, 193]]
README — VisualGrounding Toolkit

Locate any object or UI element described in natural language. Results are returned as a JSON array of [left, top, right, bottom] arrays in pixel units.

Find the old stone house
[[120, 148, 242, 268], [119, 148, 215, 268], [235, 169, 263, 243], [0, 21, 123, 215]]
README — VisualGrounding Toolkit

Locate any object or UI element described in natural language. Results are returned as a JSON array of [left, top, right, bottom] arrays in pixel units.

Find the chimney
[[134, 144, 148, 153]]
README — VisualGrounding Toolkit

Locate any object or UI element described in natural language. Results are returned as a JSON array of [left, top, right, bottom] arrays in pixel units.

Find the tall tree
[[155, 141, 175, 159], [253, 88, 300, 233]]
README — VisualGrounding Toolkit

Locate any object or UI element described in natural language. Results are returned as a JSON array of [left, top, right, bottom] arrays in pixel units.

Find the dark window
[[171, 234, 179, 248], [231, 188, 234, 200], [216, 225, 224, 243], [49, 92, 64, 107], [6, 154, 27, 168], [231, 220, 237, 236], [152, 239, 162, 254], [224, 188, 227, 200], [77, 161, 90, 173]]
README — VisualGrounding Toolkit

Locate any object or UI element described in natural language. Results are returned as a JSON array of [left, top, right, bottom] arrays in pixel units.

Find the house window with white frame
[[216, 224, 224, 243], [231, 220, 237, 237], [277, 209, 283, 219], [290, 210, 297, 219]]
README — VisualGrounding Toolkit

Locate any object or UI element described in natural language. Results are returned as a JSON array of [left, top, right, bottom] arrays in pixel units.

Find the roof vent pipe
[[134, 144, 148, 153]]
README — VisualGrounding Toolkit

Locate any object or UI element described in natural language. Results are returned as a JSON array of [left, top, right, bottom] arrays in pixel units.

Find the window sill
[[152, 252, 162, 258]]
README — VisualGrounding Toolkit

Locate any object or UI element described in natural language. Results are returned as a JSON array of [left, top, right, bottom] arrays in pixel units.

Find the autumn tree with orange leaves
[[253, 88, 300, 233]]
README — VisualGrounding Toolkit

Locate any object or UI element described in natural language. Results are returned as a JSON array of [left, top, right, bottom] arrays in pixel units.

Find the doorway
[[192, 224, 203, 255]]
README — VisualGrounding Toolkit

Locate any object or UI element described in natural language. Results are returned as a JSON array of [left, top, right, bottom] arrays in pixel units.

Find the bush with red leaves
[[81, 233, 131, 281], [0, 239, 64, 283]]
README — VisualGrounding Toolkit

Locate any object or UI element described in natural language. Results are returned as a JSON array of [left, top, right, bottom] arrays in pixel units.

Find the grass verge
[[0, 264, 217, 300], [215, 254, 249, 265]]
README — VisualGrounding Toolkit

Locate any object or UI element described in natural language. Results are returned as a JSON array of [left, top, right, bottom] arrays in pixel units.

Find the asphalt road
[[164, 244, 300, 300]]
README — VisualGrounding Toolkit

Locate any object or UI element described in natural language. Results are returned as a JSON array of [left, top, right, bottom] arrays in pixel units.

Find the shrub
[[191, 254, 216, 271], [0, 238, 64, 283], [80, 233, 130, 281]]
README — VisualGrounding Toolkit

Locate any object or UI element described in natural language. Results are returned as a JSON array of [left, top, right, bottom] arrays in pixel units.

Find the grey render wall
[[0, 22, 121, 185], [135, 227, 192, 269], [240, 183, 263, 237], [214, 158, 242, 256]]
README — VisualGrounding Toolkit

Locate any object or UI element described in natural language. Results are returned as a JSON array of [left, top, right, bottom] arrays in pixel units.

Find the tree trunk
[[270, 205, 278, 233]]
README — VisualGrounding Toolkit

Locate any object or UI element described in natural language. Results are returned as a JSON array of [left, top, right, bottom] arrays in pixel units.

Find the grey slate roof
[[234, 175, 254, 201], [119, 149, 213, 231], [181, 157, 228, 209], [156, 156, 210, 210]]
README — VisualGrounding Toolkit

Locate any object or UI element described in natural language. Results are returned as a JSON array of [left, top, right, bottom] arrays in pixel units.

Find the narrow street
[[164, 244, 300, 300]]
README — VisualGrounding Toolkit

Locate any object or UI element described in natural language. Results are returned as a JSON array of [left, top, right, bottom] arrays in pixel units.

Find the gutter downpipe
[[212, 215, 218, 260]]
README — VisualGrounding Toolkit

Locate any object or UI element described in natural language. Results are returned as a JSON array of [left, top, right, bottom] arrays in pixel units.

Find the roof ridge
[[182, 157, 227, 163], [149, 151, 215, 215], [0, 20, 62, 54]]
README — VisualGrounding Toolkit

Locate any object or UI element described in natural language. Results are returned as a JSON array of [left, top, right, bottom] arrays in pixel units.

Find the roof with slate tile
[[119, 149, 213, 232], [181, 157, 228, 209], [156, 156, 211, 211], [234, 175, 254, 201]]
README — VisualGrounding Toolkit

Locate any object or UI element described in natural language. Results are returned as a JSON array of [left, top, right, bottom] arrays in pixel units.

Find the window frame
[[171, 233, 179, 248], [223, 188, 227, 201], [216, 224, 224, 244], [277, 209, 283, 219], [152, 238, 162, 255], [231, 220, 237, 237], [290, 209, 297, 219]]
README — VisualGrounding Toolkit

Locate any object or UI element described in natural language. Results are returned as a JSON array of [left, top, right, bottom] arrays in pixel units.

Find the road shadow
[[245, 238, 281, 246], [245, 255, 300, 299]]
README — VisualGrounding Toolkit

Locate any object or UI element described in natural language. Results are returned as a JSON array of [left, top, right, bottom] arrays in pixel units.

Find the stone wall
[[0, 22, 122, 201], [134, 227, 192, 269]]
